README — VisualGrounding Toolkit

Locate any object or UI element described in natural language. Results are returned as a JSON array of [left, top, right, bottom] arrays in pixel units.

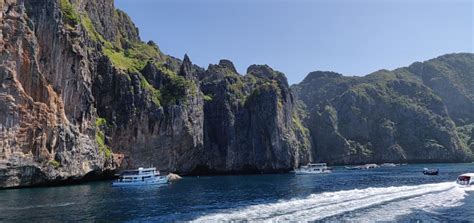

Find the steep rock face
[[68, 0, 139, 44], [199, 61, 312, 173], [293, 56, 473, 164], [92, 57, 205, 173], [408, 53, 474, 124], [58, 0, 206, 173], [0, 0, 111, 188], [407, 54, 474, 154]]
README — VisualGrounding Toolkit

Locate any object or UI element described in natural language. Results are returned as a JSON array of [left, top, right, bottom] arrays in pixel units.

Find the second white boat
[[293, 163, 332, 174]]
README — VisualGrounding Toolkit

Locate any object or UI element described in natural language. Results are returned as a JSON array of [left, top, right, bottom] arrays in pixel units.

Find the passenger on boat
[[457, 176, 471, 185]]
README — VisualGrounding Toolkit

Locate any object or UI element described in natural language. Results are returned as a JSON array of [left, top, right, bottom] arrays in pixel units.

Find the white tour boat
[[112, 167, 168, 187], [456, 173, 474, 186], [293, 163, 332, 174]]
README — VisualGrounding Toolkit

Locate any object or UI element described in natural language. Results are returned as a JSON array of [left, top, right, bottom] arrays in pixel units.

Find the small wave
[[0, 202, 75, 211], [192, 182, 469, 222]]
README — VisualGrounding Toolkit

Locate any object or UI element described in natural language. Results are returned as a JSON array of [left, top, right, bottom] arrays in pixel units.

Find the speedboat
[[380, 163, 398, 167], [362, 164, 379, 169], [345, 164, 379, 170], [112, 167, 168, 187], [456, 173, 474, 186], [293, 163, 332, 174], [422, 168, 439, 175]]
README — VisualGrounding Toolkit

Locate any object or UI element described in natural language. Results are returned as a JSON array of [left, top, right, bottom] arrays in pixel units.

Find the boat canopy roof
[[119, 167, 157, 176], [307, 163, 327, 167], [138, 167, 156, 171]]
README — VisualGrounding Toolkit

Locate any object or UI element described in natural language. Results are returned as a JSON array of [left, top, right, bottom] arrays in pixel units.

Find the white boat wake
[[192, 182, 470, 222]]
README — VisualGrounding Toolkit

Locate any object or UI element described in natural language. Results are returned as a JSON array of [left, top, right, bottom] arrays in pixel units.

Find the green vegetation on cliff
[[161, 74, 194, 105], [71, 5, 163, 73], [95, 118, 112, 159], [292, 113, 309, 136], [95, 117, 107, 127], [80, 14, 102, 42], [140, 75, 161, 106], [203, 94, 213, 102], [59, 0, 80, 27], [48, 160, 60, 169], [457, 123, 474, 153], [229, 77, 247, 104], [102, 42, 161, 73]]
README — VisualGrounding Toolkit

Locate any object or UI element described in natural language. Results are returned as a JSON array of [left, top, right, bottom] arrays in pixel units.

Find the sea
[[0, 163, 473, 222]]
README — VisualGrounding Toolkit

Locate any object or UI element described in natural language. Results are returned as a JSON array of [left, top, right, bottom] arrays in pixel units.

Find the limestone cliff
[[0, 0, 111, 188], [199, 61, 312, 173], [292, 54, 474, 164], [0, 0, 311, 188]]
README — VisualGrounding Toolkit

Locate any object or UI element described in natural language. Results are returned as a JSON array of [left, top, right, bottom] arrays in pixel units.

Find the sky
[[115, 0, 473, 84]]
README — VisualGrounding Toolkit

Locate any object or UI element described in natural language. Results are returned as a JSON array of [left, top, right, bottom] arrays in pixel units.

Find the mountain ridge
[[292, 52, 473, 164]]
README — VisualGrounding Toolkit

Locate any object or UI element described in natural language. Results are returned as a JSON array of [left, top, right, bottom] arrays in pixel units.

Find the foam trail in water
[[192, 182, 468, 222], [333, 184, 468, 222]]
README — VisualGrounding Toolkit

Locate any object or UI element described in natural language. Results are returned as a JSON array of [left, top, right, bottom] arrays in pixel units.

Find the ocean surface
[[1, 163, 473, 222]]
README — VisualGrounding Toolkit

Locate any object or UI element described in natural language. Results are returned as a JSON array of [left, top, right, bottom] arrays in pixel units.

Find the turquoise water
[[1, 163, 473, 222]]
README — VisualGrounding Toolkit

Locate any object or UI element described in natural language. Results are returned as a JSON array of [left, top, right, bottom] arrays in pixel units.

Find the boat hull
[[112, 177, 169, 187], [422, 171, 439, 176], [294, 170, 331, 175]]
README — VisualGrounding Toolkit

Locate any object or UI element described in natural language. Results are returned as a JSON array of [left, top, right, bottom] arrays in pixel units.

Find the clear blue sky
[[115, 0, 473, 84]]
